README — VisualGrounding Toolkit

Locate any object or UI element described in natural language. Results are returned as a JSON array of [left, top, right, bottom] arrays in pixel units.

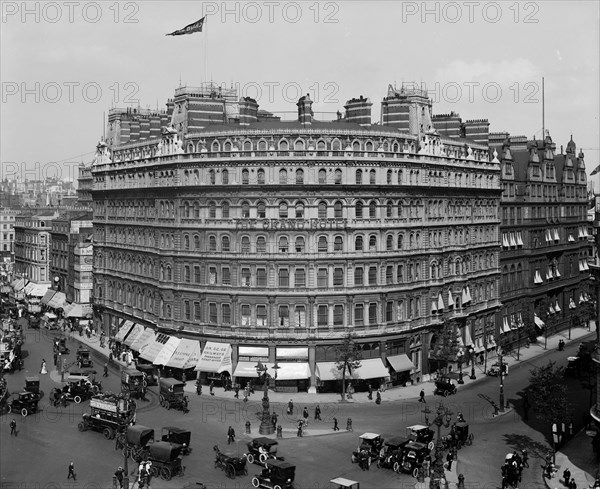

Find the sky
[[1, 1, 599, 186]]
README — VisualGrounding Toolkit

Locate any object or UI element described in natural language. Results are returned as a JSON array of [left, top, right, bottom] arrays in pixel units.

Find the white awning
[[487, 335, 496, 347], [568, 234, 575, 242], [474, 337, 484, 353], [47, 292, 66, 309], [516, 232, 523, 246], [554, 301, 561, 313], [569, 298, 576, 309], [578, 227, 584, 239], [546, 268, 553, 281], [554, 229, 560, 241], [554, 268, 561, 278], [447, 290, 454, 307], [123, 323, 145, 347], [534, 314, 545, 328], [502, 317, 511, 334], [139, 333, 171, 362], [238, 346, 269, 357], [25, 282, 50, 297], [461, 289, 468, 305], [466, 286, 472, 303], [64, 303, 92, 318], [437, 293, 444, 311], [11, 278, 26, 291], [114, 320, 135, 342], [41, 289, 56, 305], [195, 341, 232, 373], [153, 336, 181, 366], [583, 227, 589, 237], [166, 339, 202, 369], [534, 271, 543, 284], [517, 313, 524, 328], [502, 234, 509, 248], [431, 300, 437, 314], [270, 362, 310, 380], [548, 305, 555, 315], [276, 347, 308, 359], [387, 354, 415, 372], [546, 230, 552, 242], [584, 261, 590, 271], [233, 361, 264, 378], [464, 325, 473, 347], [509, 233, 517, 247], [316, 358, 389, 381], [129, 328, 156, 352]]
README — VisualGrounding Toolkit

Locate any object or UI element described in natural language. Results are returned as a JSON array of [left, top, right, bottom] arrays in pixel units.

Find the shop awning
[[64, 303, 92, 318], [153, 336, 181, 366], [11, 278, 26, 291], [316, 362, 352, 381], [502, 317, 511, 334], [47, 292, 67, 309], [195, 341, 232, 373], [139, 333, 171, 362], [166, 339, 202, 369], [114, 320, 135, 342], [41, 289, 56, 305], [276, 347, 308, 359], [464, 324, 474, 347], [0, 285, 11, 294], [25, 282, 49, 297], [534, 314, 545, 328], [474, 337, 484, 353], [123, 323, 145, 346], [129, 328, 156, 352], [269, 362, 310, 380], [233, 361, 263, 378], [387, 354, 415, 372], [316, 358, 389, 381]]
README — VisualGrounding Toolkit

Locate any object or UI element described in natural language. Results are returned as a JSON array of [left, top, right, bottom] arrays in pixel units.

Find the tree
[[430, 319, 462, 374], [528, 361, 573, 445], [334, 332, 362, 401]]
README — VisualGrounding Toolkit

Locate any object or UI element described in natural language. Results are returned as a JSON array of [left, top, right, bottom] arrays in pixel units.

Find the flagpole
[[204, 16, 207, 84]]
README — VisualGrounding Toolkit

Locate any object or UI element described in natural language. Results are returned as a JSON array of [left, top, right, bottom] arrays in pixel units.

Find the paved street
[[1, 325, 595, 489]]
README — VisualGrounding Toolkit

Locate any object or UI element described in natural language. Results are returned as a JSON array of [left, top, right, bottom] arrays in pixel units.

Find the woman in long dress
[[40, 359, 48, 374]]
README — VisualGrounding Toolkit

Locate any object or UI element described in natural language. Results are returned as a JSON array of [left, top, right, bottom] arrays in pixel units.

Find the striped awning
[[41, 289, 56, 305]]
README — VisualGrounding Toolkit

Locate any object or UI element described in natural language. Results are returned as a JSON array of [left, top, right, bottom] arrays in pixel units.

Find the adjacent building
[[92, 82, 502, 392]]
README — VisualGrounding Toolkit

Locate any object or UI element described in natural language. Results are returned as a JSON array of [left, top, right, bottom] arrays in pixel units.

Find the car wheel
[[246, 453, 254, 464], [160, 467, 172, 481], [251, 477, 260, 488], [78, 422, 86, 432], [443, 390, 450, 397], [150, 466, 159, 478], [103, 427, 114, 440], [7, 404, 12, 413], [412, 467, 419, 478], [74, 395, 82, 404], [428, 441, 434, 451], [225, 464, 235, 479], [393, 461, 400, 473], [21, 408, 28, 417], [259, 453, 268, 464], [274, 485, 282, 489]]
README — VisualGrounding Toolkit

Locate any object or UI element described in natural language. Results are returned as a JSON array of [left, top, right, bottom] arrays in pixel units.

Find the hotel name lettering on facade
[[235, 218, 348, 231]]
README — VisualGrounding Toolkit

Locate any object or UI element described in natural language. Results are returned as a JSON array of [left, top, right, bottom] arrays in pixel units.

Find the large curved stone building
[[92, 83, 501, 392]]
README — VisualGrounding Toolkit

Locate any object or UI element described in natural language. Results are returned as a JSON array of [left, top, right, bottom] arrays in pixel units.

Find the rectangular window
[[279, 268, 289, 287], [295, 268, 306, 287], [222, 304, 231, 324], [194, 301, 201, 320], [279, 305, 289, 327], [369, 303, 377, 324], [222, 267, 231, 285], [257, 268, 267, 287], [194, 266, 201, 283], [355, 267, 364, 286], [209, 303, 218, 323], [184, 301, 191, 320], [184, 265, 191, 283], [241, 268, 251, 286], [295, 305, 306, 327], [317, 268, 328, 288], [317, 305, 328, 326], [386, 266, 393, 284], [256, 305, 267, 327], [334, 305, 344, 326], [368, 266, 377, 285], [333, 267, 344, 286], [386, 301, 393, 322], [241, 304, 251, 326], [209, 267, 217, 285], [354, 304, 364, 325]]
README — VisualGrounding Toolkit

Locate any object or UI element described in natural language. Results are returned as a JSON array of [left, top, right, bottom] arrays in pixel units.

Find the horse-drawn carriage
[[146, 441, 186, 481], [214, 445, 248, 479]]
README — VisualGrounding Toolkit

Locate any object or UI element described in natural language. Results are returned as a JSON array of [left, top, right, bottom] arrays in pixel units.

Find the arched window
[[279, 201, 288, 218], [386, 235, 393, 250], [318, 236, 328, 252], [386, 200, 393, 218], [221, 236, 230, 252], [279, 168, 288, 184], [242, 169, 249, 184], [369, 169, 376, 184], [387, 170, 392, 184], [334, 201, 343, 218], [208, 201, 216, 219], [183, 201, 190, 218], [241, 236, 250, 253], [369, 201, 377, 218], [334, 236, 343, 251], [318, 169, 327, 184], [184, 235, 190, 250], [295, 236, 305, 253], [241, 201, 250, 218], [354, 267, 364, 285], [355, 169, 363, 184], [335, 168, 342, 184], [193, 201, 200, 218], [257, 201, 266, 218], [222, 201, 230, 218], [209, 169, 216, 185], [295, 201, 305, 218], [355, 235, 364, 251], [294, 139, 305, 151], [355, 201, 363, 218], [318, 201, 327, 219], [194, 235, 200, 249], [209, 236, 217, 251], [257, 168, 265, 184], [222, 169, 229, 184], [256, 236, 267, 253], [369, 235, 377, 251], [296, 169, 304, 184], [279, 236, 289, 253]]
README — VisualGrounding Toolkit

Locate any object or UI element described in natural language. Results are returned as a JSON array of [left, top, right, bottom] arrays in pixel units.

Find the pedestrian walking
[[227, 426, 235, 444], [302, 407, 309, 423], [196, 379, 202, 395], [40, 359, 48, 375], [521, 449, 529, 468], [114, 467, 124, 489], [53, 352, 58, 367], [271, 412, 278, 429], [333, 417, 339, 431], [314, 404, 322, 421], [209, 380, 214, 396], [569, 479, 577, 489], [297, 419, 304, 437], [446, 451, 453, 471], [234, 384, 240, 398], [287, 399, 294, 416], [67, 461, 76, 480], [367, 383, 373, 400], [375, 391, 381, 405], [501, 475, 508, 489], [419, 389, 426, 403], [10, 418, 17, 436], [103, 363, 109, 377], [563, 468, 571, 487]]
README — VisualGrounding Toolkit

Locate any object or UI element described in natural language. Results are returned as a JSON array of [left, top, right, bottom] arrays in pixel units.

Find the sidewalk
[[543, 429, 598, 489], [64, 326, 594, 405]]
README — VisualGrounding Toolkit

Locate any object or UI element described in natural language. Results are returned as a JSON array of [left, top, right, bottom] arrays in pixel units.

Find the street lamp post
[[255, 361, 275, 435], [457, 350, 464, 384], [498, 352, 505, 412], [422, 402, 453, 470], [272, 362, 280, 393], [468, 346, 476, 380]]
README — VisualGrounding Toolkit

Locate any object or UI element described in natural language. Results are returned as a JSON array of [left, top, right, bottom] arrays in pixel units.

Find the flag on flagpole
[[166, 17, 205, 36], [591, 164, 600, 176]]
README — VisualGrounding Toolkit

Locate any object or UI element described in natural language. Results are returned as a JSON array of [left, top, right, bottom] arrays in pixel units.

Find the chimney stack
[[344, 95, 372, 127], [297, 94, 313, 125], [239, 97, 259, 125]]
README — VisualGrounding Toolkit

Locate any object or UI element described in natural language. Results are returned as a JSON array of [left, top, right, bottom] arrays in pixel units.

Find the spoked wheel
[[428, 441, 435, 451], [443, 390, 450, 397], [251, 478, 260, 488], [259, 453, 268, 464], [246, 453, 254, 464], [74, 395, 82, 404], [274, 485, 282, 489], [150, 466, 159, 478], [225, 464, 235, 479], [393, 461, 400, 473], [160, 467, 172, 481], [78, 422, 86, 432], [412, 467, 419, 478], [21, 408, 28, 417]]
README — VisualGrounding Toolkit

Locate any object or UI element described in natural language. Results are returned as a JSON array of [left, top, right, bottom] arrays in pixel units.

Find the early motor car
[[24, 376, 41, 399], [251, 459, 296, 489], [118, 425, 155, 463], [214, 445, 248, 479], [377, 436, 410, 471], [161, 427, 192, 455], [245, 437, 283, 465], [487, 361, 509, 377], [8, 391, 39, 417], [76, 348, 93, 368], [406, 425, 435, 450], [159, 378, 189, 413], [351, 433, 384, 467], [121, 367, 146, 399], [399, 440, 430, 477], [147, 441, 186, 481], [78, 394, 135, 440], [136, 364, 158, 386], [434, 377, 457, 396], [451, 421, 474, 448]]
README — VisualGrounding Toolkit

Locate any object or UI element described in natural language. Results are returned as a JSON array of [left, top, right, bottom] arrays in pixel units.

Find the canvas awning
[[153, 336, 181, 366], [516, 232, 523, 246], [47, 292, 66, 309], [464, 325, 474, 347], [64, 303, 92, 318], [387, 354, 415, 372], [166, 339, 202, 369], [502, 234, 509, 247], [534, 314, 545, 328], [316, 358, 389, 381], [129, 328, 156, 352], [195, 341, 232, 373], [276, 347, 308, 359], [139, 333, 171, 362], [41, 289, 56, 305], [123, 323, 145, 347], [554, 301, 561, 312], [11, 278, 26, 291], [238, 346, 269, 357], [233, 361, 263, 378], [114, 320, 135, 342], [437, 293, 444, 311], [25, 282, 49, 297], [569, 298, 576, 309], [269, 362, 310, 380]]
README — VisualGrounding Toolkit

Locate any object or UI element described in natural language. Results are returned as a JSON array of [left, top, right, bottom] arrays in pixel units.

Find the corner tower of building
[[381, 83, 433, 136]]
